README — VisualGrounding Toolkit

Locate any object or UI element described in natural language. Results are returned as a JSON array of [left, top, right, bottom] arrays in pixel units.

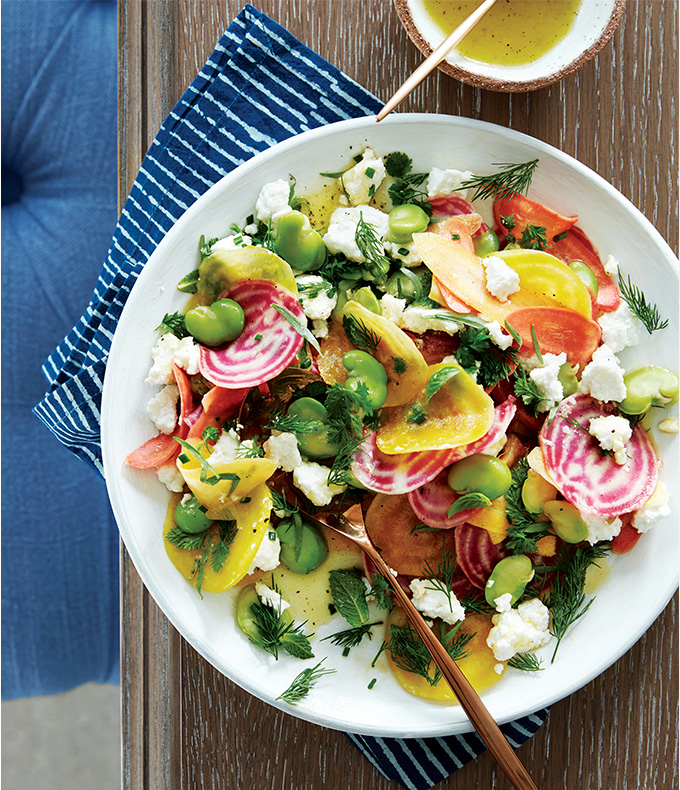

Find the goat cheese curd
[[486, 320, 513, 350], [157, 462, 185, 492], [247, 530, 281, 575], [208, 429, 242, 464], [582, 512, 622, 544], [263, 431, 303, 473], [426, 167, 474, 199], [211, 233, 253, 252], [147, 383, 179, 434], [311, 319, 329, 338], [597, 302, 641, 353], [632, 481, 671, 533], [588, 415, 632, 465], [340, 148, 386, 206], [296, 275, 337, 320], [255, 179, 292, 227], [493, 592, 513, 613], [409, 579, 466, 625], [578, 344, 627, 402], [482, 255, 520, 302], [255, 581, 290, 612], [528, 352, 567, 411], [378, 294, 459, 335], [292, 460, 347, 506], [486, 598, 551, 662], [323, 205, 389, 262], [146, 333, 200, 385]]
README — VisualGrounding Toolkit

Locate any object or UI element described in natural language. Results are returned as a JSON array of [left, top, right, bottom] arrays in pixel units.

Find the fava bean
[[543, 500, 588, 543], [287, 397, 339, 459], [342, 349, 388, 410], [236, 583, 291, 641], [618, 366, 680, 415], [557, 362, 578, 398], [485, 554, 534, 608], [185, 298, 245, 346], [473, 230, 500, 257], [361, 256, 390, 284], [385, 268, 423, 303], [388, 204, 430, 245], [521, 469, 558, 514], [568, 260, 599, 297], [277, 514, 328, 574], [274, 210, 327, 271], [447, 453, 511, 500], [174, 495, 213, 533], [350, 286, 381, 315]]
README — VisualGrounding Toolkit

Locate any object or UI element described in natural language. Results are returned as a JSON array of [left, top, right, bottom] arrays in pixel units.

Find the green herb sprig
[[618, 274, 669, 334], [462, 159, 539, 202], [276, 659, 336, 705]]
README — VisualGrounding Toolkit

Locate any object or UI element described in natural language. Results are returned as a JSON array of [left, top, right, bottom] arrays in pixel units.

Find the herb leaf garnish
[[354, 213, 390, 283], [618, 274, 669, 334], [462, 159, 539, 202], [504, 457, 552, 555], [156, 312, 189, 339], [425, 365, 460, 403], [507, 653, 544, 672], [342, 313, 381, 353], [328, 568, 370, 628], [276, 659, 336, 704], [271, 303, 321, 353]]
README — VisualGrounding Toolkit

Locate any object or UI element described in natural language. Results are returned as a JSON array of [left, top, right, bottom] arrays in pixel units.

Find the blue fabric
[[26, 4, 548, 785], [1, 0, 120, 698]]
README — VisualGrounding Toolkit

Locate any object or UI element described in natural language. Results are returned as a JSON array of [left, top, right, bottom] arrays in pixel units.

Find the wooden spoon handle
[[367, 546, 539, 790]]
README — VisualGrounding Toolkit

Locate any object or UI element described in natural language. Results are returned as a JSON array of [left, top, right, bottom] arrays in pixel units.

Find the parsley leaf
[[156, 312, 189, 339]]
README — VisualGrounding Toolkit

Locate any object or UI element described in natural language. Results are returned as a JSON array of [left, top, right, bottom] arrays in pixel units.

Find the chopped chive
[[553, 231, 568, 242], [368, 678, 377, 690], [353, 153, 363, 162], [240, 496, 252, 504], [398, 247, 410, 256], [178, 453, 189, 464], [368, 184, 376, 197], [451, 233, 460, 240], [365, 166, 376, 178], [342, 647, 351, 657], [255, 333, 263, 341]]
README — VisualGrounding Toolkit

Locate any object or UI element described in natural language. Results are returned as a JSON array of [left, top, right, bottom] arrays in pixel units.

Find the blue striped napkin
[[33, 5, 548, 786]]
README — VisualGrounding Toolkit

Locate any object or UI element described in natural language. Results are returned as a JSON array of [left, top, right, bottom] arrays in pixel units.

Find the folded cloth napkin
[[34, 5, 548, 786]]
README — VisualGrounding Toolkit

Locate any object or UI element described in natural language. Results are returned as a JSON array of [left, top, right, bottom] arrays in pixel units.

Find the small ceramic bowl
[[394, 0, 626, 92]]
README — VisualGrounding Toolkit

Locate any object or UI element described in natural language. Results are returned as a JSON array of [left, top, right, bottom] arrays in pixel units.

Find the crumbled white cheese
[[323, 205, 389, 262], [244, 222, 258, 235], [399, 305, 459, 336], [146, 333, 200, 385], [588, 414, 632, 465], [527, 352, 567, 412], [426, 167, 474, 199], [597, 302, 642, 354], [147, 384, 179, 435], [255, 581, 290, 612], [263, 431, 303, 473], [493, 592, 513, 613], [296, 275, 337, 320], [379, 293, 407, 324], [384, 239, 423, 267], [632, 481, 671, 534], [578, 344, 627, 402], [255, 178, 292, 227], [486, 320, 513, 350], [603, 254, 619, 278], [482, 256, 520, 302], [247, 530, 281, 575], [293, 460, 347, 506], [340, 148, 386, 206], [409, 579, 466, 625], [208, 428, 242, 464], [486, 598, 552, 662], [311, 319, 329, 339], [581, 511, 622, 544], [494, 663, 505, 675], [211, 233, 253, 252], [156, 462, 185, 493]]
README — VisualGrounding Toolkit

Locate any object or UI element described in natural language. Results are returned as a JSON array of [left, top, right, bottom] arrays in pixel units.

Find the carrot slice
[[429, 215, 481, 253], [125, 433, 179, 469], [186, 384, 249, 440], [493, 193, 577, 242], [611, 518, 642, 554], [505, 306, 602, 364]]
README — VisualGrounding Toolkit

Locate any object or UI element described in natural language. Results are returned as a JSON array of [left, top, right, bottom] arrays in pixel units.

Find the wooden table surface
[[118, 2, 678, 788]]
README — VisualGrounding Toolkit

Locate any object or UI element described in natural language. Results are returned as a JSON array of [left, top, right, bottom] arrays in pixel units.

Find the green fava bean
[[388, 204, 430, 245], [473, 229, 500, 257], [521, 470, 558, 515], [568, 260, 599, 297], [287, 397, 339, 459], [543, 500, 588, 544], [618, 366, 680, 415], [351, 286, 381, 315], [342, 349, 388, 410], [447, 453, 511, 501], [485, 555, 534, 608], [276, 515, 328, 574], [174, 495, 213, 534], [558, 362, 578, 398], [385, 268, 424, 303], [185, 298, 245, 346], [237, 584, 292, 641], [274, 210, 327, 272], [360, 256, 390, 284]]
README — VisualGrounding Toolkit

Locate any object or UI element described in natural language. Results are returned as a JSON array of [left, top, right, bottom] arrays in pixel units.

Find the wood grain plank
[[119, 1, 678, 788]]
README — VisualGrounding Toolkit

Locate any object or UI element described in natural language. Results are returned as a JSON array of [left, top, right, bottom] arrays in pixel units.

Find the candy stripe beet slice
[[350, 397, 516, 494], [454, 523, 504, 590], [540, 393, 659, 517], [408, 469, 484, 529], [198, 279, 304, 388]]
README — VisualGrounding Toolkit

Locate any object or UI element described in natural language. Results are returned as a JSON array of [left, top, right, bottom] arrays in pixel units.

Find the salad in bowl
[[124, 141, 677, 706]]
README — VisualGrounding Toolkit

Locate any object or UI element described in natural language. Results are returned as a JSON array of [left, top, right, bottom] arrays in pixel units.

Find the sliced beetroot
[[539, 393, 659, 517], [454, 523, 504, 590], [429, 195, 488, 234], [351, 397, 517, 495], [408, 469, 484, 529], [198, 279, 304, 388]]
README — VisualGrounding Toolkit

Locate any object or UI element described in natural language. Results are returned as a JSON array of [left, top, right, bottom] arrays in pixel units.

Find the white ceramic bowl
[[395, 0, 626, 92], [102, 114, 678, 737]]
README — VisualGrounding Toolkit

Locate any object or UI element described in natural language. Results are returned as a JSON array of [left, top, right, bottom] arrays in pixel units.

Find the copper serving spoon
[[309, 502, 539, 790]]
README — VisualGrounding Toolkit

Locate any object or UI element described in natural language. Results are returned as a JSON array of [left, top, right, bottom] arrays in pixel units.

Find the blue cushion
[[1, 0, 119, 698]]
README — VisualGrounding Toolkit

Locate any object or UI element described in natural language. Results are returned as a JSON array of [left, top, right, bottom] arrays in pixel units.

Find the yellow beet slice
[[466, 495, 509, 545], [316, 318, 355, 386], [164, 485, 273, 593], [376, 362, 494, 454], [386, 610, 503, 702], [195, 247, 298, 304], [339, 300, 429, 407], [413, 234, 592, 321]]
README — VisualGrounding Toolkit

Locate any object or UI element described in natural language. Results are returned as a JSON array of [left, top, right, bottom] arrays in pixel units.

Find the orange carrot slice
[[187, 384, 249, 441], [493, 193, 577, 242], [505, 306, 602, 364], [125, 434, 179, 469]]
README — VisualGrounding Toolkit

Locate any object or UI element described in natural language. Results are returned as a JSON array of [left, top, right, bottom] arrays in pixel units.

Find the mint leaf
[[329, 569, 370, 627]]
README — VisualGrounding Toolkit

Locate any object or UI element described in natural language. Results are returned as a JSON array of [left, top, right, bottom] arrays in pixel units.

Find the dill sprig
[[455, 326, 519, 390], [354, 213, 390, 283], [507, 653, 544, 672], [265, 412, 326, 435], [369, 573, 394, 611], [321, 621, 383, 650], [504, 458, 552, 555], [276, 659, 336, 704], [166, 519, 238, 598], [324, 384, 372, 486], [342, 313, 381, 353], [422, 542, 459, 613], [618, 273, 669, 334], [462, 159, 539, 202], [247, 586, 314, 660]]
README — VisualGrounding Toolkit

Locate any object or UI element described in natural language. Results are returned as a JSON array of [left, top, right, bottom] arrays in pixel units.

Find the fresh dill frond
[[422, 542, 458, 612], [504, 457, 551, 555], [374, 623, 439, 685], [323, 383, 371, 486], [618, 274, 669, 334], [276, 659, 336, 704], [369, 573, 394, 611], [462, 159, 539, 202], [156, 312, 189, 339], [270, 489, 299, 516], [342, 313, 381, 353], [248, 593, 314, 660], [392, 356, 408, 375], [459, 589, 492, 615], [321, 621, 382, 650], [507, 653, 544, 672], [354, 213, 391, 283], [234, 438, 264, 459], [265, 412, 326, 435]]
